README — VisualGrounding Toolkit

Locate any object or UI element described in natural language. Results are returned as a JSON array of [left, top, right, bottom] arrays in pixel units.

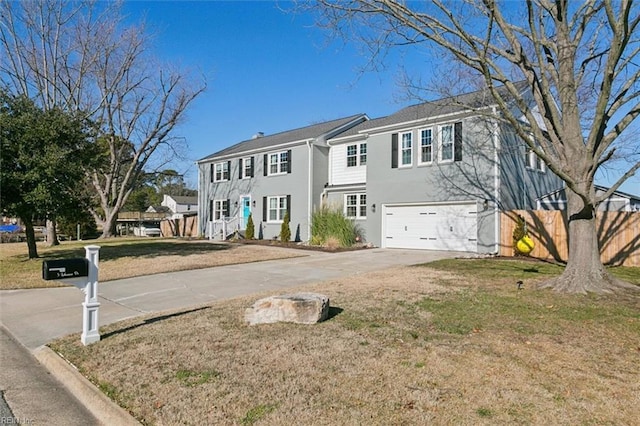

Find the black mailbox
[[42, 258, 89, 281]]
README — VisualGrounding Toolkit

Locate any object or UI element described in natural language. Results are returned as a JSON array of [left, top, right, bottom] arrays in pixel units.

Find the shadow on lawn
[[101, 306, 211, 340], [41, 241, 232, 262]]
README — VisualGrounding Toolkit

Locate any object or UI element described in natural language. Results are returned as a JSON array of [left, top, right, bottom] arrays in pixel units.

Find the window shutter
[[249, 156, 254, 177], [209, 199, 213, 220], [210, 164, 214, 182], [454, 122, 463, 162], [225, 199, 230, 218], [287, 150, 292, 173], [263, 196, 267, 222], [226, 161, 231, 179], [263, 154, 268, 176], [286, 194, 291, 217], [391, 133, 398, 168], [238, 158, 243, 179]]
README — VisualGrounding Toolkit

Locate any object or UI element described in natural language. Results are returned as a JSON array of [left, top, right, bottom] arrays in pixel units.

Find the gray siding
[[365, 115, 499, 253]]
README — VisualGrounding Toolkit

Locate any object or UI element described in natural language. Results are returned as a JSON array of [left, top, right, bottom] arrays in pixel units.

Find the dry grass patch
[[50, 261, 640, 425], [0, 238, 303, 289]]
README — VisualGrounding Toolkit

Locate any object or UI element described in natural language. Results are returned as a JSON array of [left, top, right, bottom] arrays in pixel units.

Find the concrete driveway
[[1, 247, 458, 350]]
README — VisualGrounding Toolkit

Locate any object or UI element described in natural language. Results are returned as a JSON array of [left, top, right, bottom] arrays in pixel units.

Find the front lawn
[[49, 258, 640, 425]]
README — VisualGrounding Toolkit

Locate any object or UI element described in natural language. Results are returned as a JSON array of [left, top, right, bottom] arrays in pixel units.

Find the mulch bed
[[233, 238, 372, 253]]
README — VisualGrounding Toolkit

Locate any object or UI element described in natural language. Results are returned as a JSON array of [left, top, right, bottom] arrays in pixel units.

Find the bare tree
[[1, 0, 206, 238], [310, 0, 640, 294]]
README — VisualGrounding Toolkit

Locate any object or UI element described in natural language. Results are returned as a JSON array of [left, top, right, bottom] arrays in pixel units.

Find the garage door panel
[[384, 204, 477, 252]]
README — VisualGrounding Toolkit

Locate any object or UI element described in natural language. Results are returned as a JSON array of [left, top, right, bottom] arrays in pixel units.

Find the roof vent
[[252, 132, 264, 139]]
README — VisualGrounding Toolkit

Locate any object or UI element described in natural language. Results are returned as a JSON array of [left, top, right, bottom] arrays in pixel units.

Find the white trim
[[344, 193, 367, 219], [362, 107, 491, 135], [492, 107, 500, 254], [438, 123, 455, 163], [399, 131, 413, 168], [197, 139, 311, 164], [417, 127, 434, 165], [266, 151, 289, 176]]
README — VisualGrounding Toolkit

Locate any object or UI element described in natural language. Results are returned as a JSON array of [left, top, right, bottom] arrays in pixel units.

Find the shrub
[[280, 211, 291, 242], [245, 213, 255, 240], [311, 205, 360, 247]]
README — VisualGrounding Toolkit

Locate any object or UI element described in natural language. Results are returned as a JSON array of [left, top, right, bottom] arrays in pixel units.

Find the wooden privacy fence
[[500, 210, 640, 267], [160, 215, 198, 238]]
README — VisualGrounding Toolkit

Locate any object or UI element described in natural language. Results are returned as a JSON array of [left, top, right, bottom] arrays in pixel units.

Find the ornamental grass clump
[[311, 205, 360, 247]]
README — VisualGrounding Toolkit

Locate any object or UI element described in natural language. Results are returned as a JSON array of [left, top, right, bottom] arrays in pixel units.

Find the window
[[213, 199, 229, 220], [265, 150, 290, 176], [346, 143, 367, 167], [526, 147, 546, 172], [440, 124, 454, 162], [266, 195, 288, 222], [213, 161, 230, 182], [400, 132, 412, 166], [420, 128, 433, 164], [239, 157, 254, 179], [345, 193, 367, 218]]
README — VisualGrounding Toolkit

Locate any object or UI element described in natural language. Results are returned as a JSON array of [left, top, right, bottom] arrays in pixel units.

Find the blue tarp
[[0, 224, 21, 233]]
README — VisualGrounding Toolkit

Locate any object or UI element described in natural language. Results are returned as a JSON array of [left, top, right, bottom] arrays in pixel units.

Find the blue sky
[[123, 1, 405, 186], [122, 1, 638, 194]]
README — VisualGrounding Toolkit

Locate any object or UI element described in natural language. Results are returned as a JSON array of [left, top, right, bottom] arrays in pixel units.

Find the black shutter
[[238, 158, 243, 179], [286, 194, 291, 217], [226, 161, 231, 179], [209, 199, 213, 220], [287, 149, 292, 173], [210, 164, 214, 182], [391, 133, 398, 168], [263, 196, 267, 222], [225, 199, 230, 218], [454, 122, 463, 162], [249, 156, 254, 177], [263, 154, 268, 176]]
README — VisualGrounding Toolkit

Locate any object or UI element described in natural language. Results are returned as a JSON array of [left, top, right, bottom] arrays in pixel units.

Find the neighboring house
[[197, 114, 368, 241], [146, 205, 171, 215], [536, 185, 640, 212], [161, 195, 198, 218], [198, 86, 562, 253]]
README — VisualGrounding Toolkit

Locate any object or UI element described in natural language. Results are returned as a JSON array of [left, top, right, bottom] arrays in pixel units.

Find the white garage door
[[383, 203, 478, 252]]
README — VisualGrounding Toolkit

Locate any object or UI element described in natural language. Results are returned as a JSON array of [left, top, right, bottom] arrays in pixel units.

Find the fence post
[[81, 245, 101, 345]]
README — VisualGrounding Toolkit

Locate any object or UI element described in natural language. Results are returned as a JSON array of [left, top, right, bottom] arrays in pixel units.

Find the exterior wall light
[[371, 203, 376, 213]]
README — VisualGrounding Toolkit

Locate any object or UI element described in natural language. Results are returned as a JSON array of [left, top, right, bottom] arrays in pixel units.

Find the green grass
[[174, 369, 220, 387], [240, 403, 278, 425]]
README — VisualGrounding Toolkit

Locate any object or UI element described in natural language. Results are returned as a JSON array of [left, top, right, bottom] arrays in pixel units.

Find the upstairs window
[[400, 132, 412, 167], [264, 150, 291, 176], [526, 147, 546, 172], [347, 143, 367, 167], [439, 122, 463, 163], [420, 128, 433, 164], [213, 161, 230, 182], [239, 157, 254, 179]]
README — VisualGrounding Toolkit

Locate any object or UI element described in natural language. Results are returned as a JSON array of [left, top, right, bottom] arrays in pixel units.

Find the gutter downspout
[[492, 107, 501, 254], [307, 139, 313, 242]]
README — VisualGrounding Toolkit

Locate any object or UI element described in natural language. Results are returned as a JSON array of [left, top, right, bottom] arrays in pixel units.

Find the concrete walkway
[[0, 246, 459, 424]]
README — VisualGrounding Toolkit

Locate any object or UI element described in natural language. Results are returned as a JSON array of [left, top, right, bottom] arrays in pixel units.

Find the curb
[[33, 346, 140, 425]]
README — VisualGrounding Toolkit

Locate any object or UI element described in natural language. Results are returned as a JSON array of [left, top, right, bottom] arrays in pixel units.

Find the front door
[[241, 196, 251, 229]]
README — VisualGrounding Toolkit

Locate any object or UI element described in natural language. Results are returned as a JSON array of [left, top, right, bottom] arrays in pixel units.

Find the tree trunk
[[539, 189, 635, 294], [100, 210, 118, 238], [23, 217, 39, 259], [44, 218, 59, 247]]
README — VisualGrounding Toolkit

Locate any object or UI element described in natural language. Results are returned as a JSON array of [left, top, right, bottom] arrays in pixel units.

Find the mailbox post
[[82, 245, 101, 345], [42, 245, 101, 345]]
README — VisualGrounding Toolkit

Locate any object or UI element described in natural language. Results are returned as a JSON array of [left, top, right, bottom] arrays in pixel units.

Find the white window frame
[[213, 199, 228, 221], [213, 162, 229, 182], [268, 151, 289, 176], [419, 128, 433, 165], [345, 193, 367, 219], [346, 143, 367, 167], [400, 131, 413, 167], [526, 147, 546, 173], [241, 157, 252, 179], [267, 195, 288, 222], [439, 124, 454, 163]]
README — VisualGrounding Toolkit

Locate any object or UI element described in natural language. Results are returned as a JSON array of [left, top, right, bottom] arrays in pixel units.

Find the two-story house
[[198, 86, 562, 253], [197, 114, 368, 241]]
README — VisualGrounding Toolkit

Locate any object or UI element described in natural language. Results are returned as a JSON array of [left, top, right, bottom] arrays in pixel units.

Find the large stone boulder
[[245, 292, 330, 325]]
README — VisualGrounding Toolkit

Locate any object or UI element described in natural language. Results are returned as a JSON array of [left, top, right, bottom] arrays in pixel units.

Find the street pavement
[[0, 246, 459, 424]]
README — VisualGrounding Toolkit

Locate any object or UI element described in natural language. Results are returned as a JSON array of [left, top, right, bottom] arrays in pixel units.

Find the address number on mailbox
[[42, 258, 89, 280]]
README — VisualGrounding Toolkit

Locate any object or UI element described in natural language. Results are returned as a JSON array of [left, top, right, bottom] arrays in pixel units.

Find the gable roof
[[170, 195, 198, 205], [198, 114, 367, 162]]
